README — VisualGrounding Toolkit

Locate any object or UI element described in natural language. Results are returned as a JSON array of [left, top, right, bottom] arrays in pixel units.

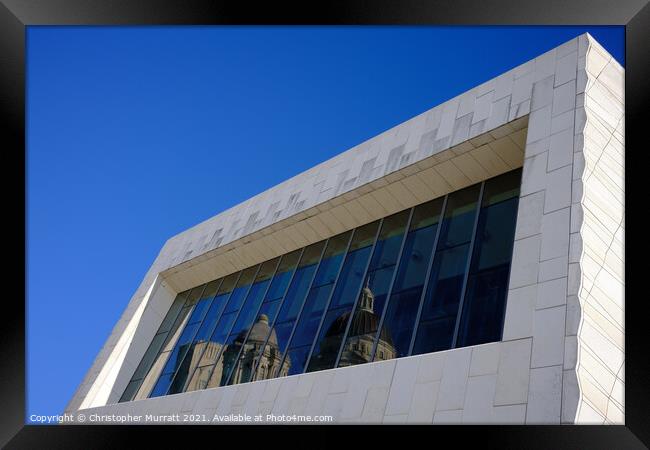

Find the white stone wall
[[76, 342, 531, 424], [569, 36, 625, 424], [66, 34, 624, 424]]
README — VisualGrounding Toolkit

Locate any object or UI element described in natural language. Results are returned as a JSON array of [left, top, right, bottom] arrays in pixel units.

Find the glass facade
[[119, 169, 521, 402]]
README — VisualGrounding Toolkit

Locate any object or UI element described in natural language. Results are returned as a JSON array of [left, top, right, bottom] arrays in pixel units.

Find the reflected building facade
[[335, 279, 396, 367], [223, 314, 290, 385], [119, 169, 523, 401]]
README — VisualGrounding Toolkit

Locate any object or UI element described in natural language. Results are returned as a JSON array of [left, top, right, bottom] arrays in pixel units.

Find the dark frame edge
[[2, 0, 647, 448], [0, 1, 26, 448]]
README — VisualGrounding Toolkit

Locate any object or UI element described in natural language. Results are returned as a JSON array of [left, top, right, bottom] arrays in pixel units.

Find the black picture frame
[[3, 1, 647, 448]]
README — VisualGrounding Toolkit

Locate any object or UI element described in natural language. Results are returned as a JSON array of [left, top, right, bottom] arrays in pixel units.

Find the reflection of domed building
[[317, 278, 396, 370], [220, 314, 289, 386], [182, 340, 223, 392]]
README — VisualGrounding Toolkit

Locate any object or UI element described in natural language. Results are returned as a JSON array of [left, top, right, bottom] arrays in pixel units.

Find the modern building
[[64, 33, 624, 424]]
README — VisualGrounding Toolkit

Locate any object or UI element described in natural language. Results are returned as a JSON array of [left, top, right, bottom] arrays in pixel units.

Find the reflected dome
[[319, 278, 396, 369]]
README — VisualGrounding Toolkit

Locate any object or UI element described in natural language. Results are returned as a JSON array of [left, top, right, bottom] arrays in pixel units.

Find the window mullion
[[333, 218, 384, 368], [200, 264, 263, 387], [248, 247, 305, 381], [368, 206, 416, 363], [407, 194, 450, 356], [222, 257, 283, 386], [163, 281, 221, 395], [302, 231, 355, 373], [450, 181, 486, 349], [180, 272, 242, 392], [275, 240, 330, 377]]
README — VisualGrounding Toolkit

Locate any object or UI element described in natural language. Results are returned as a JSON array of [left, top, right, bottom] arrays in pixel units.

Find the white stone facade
[[64, 33, 624, 424]]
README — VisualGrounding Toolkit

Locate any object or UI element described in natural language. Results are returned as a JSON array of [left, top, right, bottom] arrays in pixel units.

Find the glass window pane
[[230, 259, 279, 337], [412, 244, 470, 355], [305, 222, 379, 372], [227, 310, 286, 385], [251, 321, 294, 382], [185, 364, 213, 392], [327, 246, 373, 310], [410, 198, 444, 231], [182, 310, 237, 391], [168, 339, 204, 394], [306, 307, 352, 372], [289, 284, 331, 348], [187, 279, 221, 325], [218, 337, 244, 387], [281, 345, 311, 377], [217, 272, 240, 296], [135, 349, 170, 400], [162, 305, 192, 352], [166, 278, 230, 395], [257, 299, 281, 324], [391, 198, 443, 293], [222, 266, 259, 314], [411, 317, 458, 356], [349, 220, 380, 251], [138, 302, 194, 399], [312, 232, 351, 287], [119, 380, 141, 403], [438, 184, 481, 249], [339, 282, 395, 367], [391, 224, 437, 292], [183, 333, 224, 392], [206, 311, 237, 356], [336, 212, 411, 369], [159, 322, 200, 377], [300, 241, 328, 267], [158, 291, 189, 334], [149, 372, 174, 398], [192, 271, 240, 345], [271, 320, 295, 356], [206, 334, 239, 388], [250, 323, 285, 382], [185, 285, 206, 307], [456, 171, 520, 348], [131, 333, 167, 380], [420, 244, 470, 322], [194, 292, 227, 343], [327, 222, 378, 310], [457, 267, 511, 347], [337, 265, 397, 368], [234, 243, 327, 385], [284, 234, 350, 360], [481, 168, 522, 207], [276, 263, 318, 323], [265, 250, 301, 301], [471, 197, 520, 272], [257, 258, 281, 281], [369, 210, 410, 271], [379, 288, 421, 358], [218, 258, 281, 386]]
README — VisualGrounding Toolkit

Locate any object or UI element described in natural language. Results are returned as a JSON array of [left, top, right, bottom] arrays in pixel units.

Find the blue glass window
[[338, 210, 411, 367], [456, 169, 521, 348], [249, 242, 325, 382], [125, 169, 522, 402], [376, 198, 444, 359], [222, 252, 303, 386], [411, 184, 481, 356], [306, 221, 380, 372], [279, 231, 351, 375], [181, 267, 258, 392]]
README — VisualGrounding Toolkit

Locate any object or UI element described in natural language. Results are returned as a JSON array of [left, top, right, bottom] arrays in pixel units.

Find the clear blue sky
[[26, 26, 623, 421]]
